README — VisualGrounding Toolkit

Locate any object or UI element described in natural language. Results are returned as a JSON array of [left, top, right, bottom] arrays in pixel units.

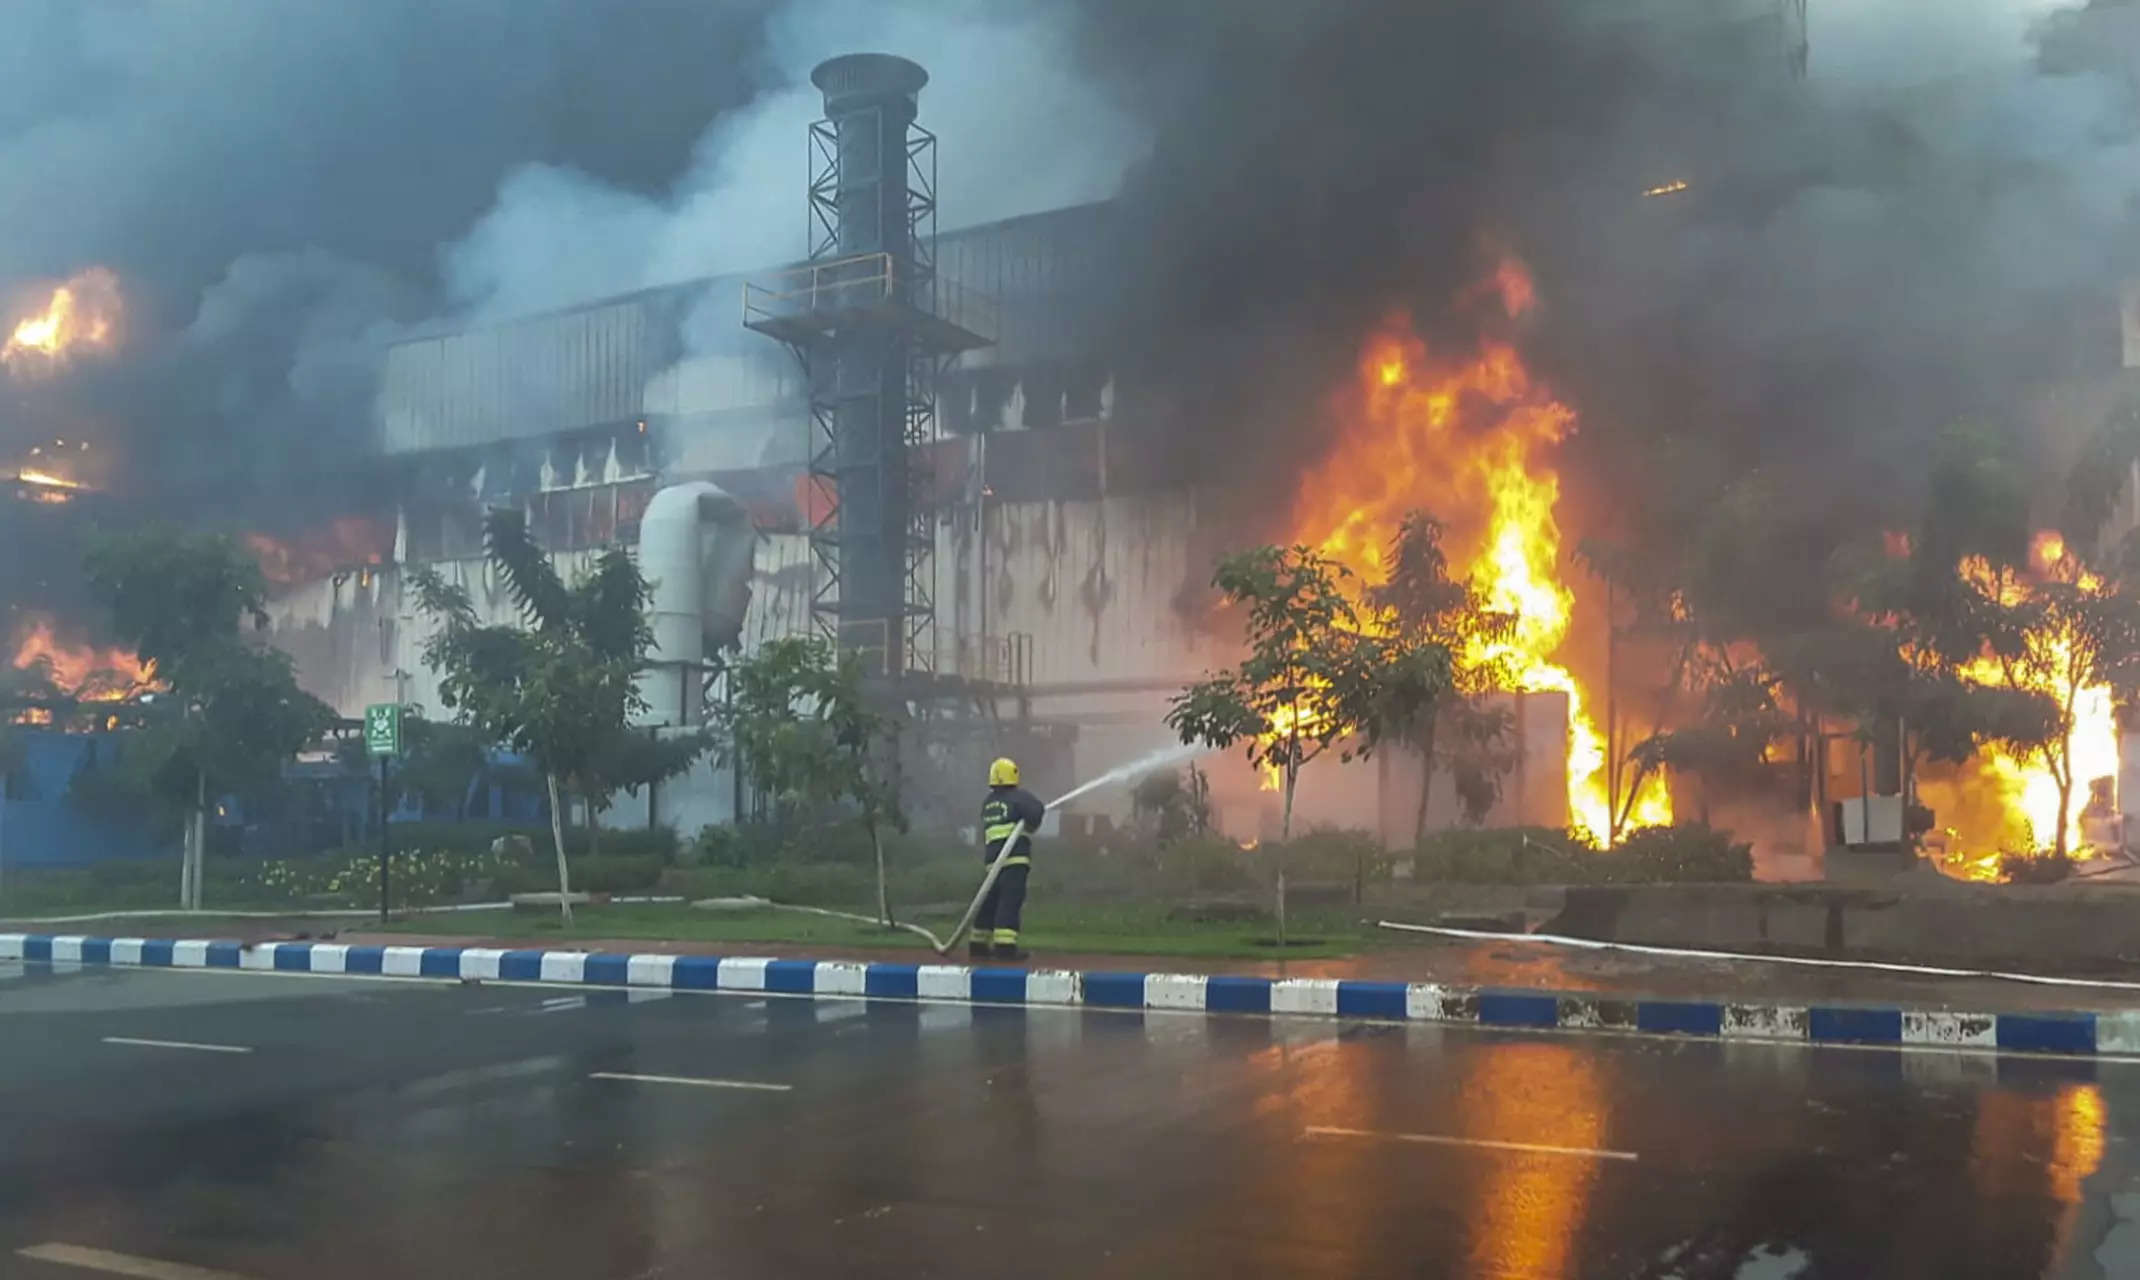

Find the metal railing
[[959, 631, 1032, 687], [741, 251, 996, 345]]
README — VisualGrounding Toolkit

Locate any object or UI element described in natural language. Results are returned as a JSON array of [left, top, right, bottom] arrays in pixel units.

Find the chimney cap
[[811, 53, 928, 114]]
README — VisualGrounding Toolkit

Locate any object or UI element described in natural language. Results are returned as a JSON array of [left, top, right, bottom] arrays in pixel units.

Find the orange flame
[[1276, 289, 1668, 840], [9, 615, 157, 722], [244, 517, 391, 588], [2, 268, 122, 374], [1927, 532, 2120, 869]]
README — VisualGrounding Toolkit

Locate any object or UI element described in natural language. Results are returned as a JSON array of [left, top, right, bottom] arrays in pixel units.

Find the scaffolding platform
[[742, 253, 993, 356]]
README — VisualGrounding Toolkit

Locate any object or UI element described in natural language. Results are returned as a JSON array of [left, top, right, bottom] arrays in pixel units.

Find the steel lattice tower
[[744, 54, 990, 678]]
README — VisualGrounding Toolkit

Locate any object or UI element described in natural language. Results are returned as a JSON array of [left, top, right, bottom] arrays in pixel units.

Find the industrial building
[[261, 9, 1813, 843]]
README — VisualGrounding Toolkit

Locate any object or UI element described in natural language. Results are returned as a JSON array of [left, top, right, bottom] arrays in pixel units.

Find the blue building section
[[3, 728, 552, 868], [3, 730, 165, 866]]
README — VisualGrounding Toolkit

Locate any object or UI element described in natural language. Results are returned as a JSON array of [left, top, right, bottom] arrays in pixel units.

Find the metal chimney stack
[[812, 54, 926, 270], [743, 53, 989, 680]]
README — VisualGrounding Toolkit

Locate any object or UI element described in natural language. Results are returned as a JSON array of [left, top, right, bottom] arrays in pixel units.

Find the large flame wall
[[1280, 290, 1667, 843]]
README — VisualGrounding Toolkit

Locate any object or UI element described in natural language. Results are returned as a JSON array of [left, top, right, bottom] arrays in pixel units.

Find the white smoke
[[441, 0, 1146, 322]]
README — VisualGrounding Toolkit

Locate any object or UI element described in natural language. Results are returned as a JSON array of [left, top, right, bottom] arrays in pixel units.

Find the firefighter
[[974, 756, 1045, 961]]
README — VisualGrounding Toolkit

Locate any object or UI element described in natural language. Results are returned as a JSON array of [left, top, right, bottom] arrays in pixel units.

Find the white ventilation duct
[[637, 481, 755, 726]]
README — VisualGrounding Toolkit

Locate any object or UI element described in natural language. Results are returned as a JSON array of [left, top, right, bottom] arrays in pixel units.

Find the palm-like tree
[[1368, 511, 1518, 843], [412, 509, 655, 923]]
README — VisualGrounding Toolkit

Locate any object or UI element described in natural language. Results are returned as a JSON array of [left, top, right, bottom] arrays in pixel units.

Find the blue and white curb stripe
[[2, 932, 2126, 1057]]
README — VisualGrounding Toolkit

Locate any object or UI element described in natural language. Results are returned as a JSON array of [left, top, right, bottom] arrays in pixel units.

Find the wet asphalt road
[[2, 963, 2138, 1279]]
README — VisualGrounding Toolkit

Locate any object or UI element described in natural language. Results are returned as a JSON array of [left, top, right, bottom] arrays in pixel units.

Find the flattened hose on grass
[[735, 822, 1026, 957], [739, 897, 950, 949]]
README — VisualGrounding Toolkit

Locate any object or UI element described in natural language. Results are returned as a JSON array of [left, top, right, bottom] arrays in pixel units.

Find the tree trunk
[[870, 815, 891, 926], [586, 792, 602, 860], [1277, 760, 1296, 951], [545, 771, 575, 925], [2053, 752, 2074, 860], [183, 767, 207, 911], [178, 807, 192, 910], [1412, 712, 1439, 848]]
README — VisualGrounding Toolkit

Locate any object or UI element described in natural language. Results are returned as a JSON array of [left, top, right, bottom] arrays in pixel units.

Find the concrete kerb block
[[380, 946, 427, 978], [1144, 973, 1208, 1011], [1271, 978, 1340, 1016], [2099, 1010, 2140, 1055], [1407, 983, 1479, 1023], [716, 957, 773, 991], [1723, 1004, 1809, 1041], [1015, 968, 1075, 1005], [625, 954, 676, 987], [1903, 1010, 1998, 1049], [812, 961, 868, 997], [538, 951, 588, 984], [308, 944, 350, 974], [14, 932, 2135, 1059], [916, 965, 972, 1002]]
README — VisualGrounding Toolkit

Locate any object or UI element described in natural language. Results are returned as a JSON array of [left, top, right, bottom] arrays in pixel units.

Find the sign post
[[364, 704, 402, 924]]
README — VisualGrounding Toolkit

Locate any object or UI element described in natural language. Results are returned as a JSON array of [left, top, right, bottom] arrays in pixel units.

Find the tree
[[716, 636, 902, 923], [389, 718, 493, 820], [1965, 552, 2140, 857], [1625, 657, 1795, 825], [1131, 764, 1213, 843], [1167, 545, 1450, 943], [577, 725, 717, 854], [412, 508, 655, 924], [83, 530, 335, 907], [0, 664, 36, 910], [1367, 511, 1517, 841]]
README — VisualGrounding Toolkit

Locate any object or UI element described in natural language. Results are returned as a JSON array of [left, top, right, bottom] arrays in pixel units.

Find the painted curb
[[2, 931, 2125, 1057]]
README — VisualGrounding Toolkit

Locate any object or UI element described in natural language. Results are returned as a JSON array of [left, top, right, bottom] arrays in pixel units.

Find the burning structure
[[9, 0, 2140, 873], [254, 26, 1798, 844]]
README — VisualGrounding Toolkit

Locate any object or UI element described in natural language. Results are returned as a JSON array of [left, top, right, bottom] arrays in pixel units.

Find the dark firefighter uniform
[[974, 756, 1045, 960]]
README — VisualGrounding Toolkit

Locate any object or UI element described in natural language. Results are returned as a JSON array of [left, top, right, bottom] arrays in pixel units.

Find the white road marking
[[17, 1242, 258, 1279], [100, 1036, 253, 1055], [1303, 1125, 1639, 1162], [588, 1070, 792, 1092]]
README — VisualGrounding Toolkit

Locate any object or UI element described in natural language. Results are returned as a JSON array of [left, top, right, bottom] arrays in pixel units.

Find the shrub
[[561, 854, 665, 894], [2000, 847, 2073, 885], [1594, 823, 1753, 884], [1407, 824, 1752, 885], [592, 825, 679, 864], [1280, 829, 1391, 887], [1412, 827, 1591, 884], [1153, 835, 1264, 896]]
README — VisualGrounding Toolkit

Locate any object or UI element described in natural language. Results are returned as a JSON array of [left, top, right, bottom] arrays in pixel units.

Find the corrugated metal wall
[[934, 204, 1109, 370], [380, 291, 682, 454], [943, 493, 1213, 688], [378, 205, 1112, 459]]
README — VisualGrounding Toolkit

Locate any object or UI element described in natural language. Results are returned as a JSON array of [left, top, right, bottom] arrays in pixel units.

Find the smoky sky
[[2, 0, 2138, 601], [1072, 0, 2140, 621], [0, 0, 1142, 518]]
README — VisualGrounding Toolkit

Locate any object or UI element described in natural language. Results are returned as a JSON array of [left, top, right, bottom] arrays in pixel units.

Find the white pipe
[[935, 822, 1029, 955], [637, 481, 754, 727], [1375, 920, 2140, 993]]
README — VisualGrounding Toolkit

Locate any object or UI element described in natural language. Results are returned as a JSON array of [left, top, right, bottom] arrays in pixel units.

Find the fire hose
[[725, 820, 1031, 956], [933, 820, 1029, 956]]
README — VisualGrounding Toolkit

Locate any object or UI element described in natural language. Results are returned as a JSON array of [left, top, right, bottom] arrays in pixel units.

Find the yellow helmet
[[988, 757, 1020, 787]]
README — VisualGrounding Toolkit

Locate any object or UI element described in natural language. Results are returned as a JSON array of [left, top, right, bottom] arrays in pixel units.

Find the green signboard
[[364, 703, 402, 757]]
